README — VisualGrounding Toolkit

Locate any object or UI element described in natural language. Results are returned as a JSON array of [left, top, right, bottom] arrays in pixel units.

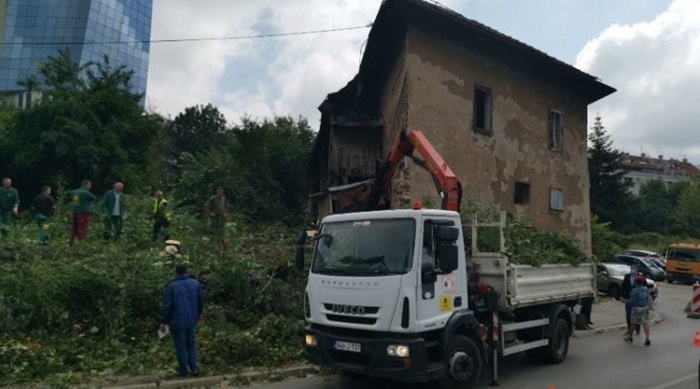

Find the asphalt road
[[241, 282, 700, 389]]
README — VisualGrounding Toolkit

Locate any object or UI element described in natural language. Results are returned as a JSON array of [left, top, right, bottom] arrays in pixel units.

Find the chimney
[[641, 152, 646, 158], [683, 158, 688, 163], [659, 155, 663, 160]]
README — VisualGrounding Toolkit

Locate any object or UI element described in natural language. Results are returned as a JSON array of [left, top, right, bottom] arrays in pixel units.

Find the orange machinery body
[[366, 130, 462, 212]]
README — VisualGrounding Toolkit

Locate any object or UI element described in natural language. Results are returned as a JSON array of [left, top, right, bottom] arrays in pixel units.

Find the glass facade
[[0, 0, 152, 97]]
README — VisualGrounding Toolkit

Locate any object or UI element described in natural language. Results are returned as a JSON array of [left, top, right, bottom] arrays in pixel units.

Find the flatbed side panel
[[509, 263, 594, 307], [470, 256, 594, 309]]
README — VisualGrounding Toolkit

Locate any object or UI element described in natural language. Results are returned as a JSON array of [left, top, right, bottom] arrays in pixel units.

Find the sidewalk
[[104, 296, 662, 389], [574, 295, 663, 337]]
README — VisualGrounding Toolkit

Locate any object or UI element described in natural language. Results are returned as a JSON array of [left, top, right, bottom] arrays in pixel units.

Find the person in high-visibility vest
[[153, 190, 171, 241]]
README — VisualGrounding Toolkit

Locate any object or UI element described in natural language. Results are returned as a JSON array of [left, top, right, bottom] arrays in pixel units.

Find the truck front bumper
[[667, 272, 700, 284], [304, 325, 444, 383]]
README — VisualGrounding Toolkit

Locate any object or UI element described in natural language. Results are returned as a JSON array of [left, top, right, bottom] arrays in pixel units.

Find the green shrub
[[0, 195, 306, 386]]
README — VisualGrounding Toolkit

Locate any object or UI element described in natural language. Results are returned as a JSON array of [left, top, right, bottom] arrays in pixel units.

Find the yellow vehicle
[[665, 243, 700, 284]]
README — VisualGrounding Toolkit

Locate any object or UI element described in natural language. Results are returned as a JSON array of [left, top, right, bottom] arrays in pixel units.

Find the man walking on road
[[152, 190, 170, 241], [161, 264, 203, 378], [625, 275, 653, 345], [101, 182, 125, 240], [0, 177, 19, 235], [70, 179, 97, 243], [31, 185, 56, 244]]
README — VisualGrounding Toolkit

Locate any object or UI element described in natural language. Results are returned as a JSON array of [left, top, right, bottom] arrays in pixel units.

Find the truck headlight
[[305, 334, 317, 347], [386, 344, 410, 358]]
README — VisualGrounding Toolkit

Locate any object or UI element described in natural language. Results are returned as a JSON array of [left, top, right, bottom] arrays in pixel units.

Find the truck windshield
[[311, 218, 416, 276], [668, 247, 700, 262]]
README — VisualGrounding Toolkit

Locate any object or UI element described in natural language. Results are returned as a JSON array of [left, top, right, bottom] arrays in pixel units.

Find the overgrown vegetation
[[460, 203, 588, 266], [0, 197, 306, 387]]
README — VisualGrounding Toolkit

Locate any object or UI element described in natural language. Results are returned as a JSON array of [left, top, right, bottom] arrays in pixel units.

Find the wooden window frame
[[472, 85, 493, 135], [548, 109, 563, 151]]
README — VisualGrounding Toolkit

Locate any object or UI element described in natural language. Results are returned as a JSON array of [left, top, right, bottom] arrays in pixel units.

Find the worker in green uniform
[[31, 185, 56, 244], [0, 177, 20, 235], [69, 179, 97, 243], [101, 182, 126, 240], [203, 186, 228, 237], [152, 190, 171, 241]]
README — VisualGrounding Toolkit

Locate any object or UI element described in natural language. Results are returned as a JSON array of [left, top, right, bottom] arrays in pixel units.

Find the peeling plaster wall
[[376, 38, 417, 209], [396, 26, 592, 254]]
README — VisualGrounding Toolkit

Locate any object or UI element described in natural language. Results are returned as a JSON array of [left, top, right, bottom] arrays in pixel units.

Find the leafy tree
[[1, 50, 166, 199], [0, 103, 18, 165], [590, 214, 623, 261], [675, 181, 700, 237], [168, 103, 228, 157], [173, 115, 316, 225], [629, 180, 687, 234], [588, 116, 630, 230]]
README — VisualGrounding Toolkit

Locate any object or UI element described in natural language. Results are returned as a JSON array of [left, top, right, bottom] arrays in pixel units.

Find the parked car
[[612, 254, 666, 281], [619, 249, 667, 270], [597, 262, 658, 300]]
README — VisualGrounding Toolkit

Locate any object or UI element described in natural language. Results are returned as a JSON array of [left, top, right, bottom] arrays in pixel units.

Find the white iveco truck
[[301, 209, 594, 388]]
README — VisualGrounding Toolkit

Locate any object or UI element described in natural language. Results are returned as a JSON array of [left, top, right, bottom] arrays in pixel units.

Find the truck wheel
[[526, 318, 569, 364], [439, 335, 481, 389], [667, 278, 674, 284], [544, 318, 569, 364]]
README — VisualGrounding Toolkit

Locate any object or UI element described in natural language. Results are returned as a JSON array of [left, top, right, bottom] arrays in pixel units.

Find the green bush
[[460, 203, 588, 266], [0, 196, 306, 386]]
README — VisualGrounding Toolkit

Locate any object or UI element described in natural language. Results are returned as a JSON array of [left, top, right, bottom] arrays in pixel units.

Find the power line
[[1, 24, 373, 46]]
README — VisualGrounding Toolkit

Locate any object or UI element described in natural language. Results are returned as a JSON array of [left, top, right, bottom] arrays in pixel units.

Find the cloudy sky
[[146, 0, 699, 162]]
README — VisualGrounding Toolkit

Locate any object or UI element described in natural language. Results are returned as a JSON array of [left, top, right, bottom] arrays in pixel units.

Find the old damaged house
[[311, 0, 615, 254]]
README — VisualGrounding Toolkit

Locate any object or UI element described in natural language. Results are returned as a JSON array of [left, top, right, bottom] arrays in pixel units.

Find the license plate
[[334, 340, 361, 353]]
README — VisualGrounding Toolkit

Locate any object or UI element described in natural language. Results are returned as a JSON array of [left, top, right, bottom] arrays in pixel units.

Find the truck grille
[[322, 304, 379, 325], [326, 314, 377, 325], [323, 304, 380, 314]]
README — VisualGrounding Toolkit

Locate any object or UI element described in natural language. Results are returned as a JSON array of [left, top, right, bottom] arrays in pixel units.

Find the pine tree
[[588, 116, 630, 230]]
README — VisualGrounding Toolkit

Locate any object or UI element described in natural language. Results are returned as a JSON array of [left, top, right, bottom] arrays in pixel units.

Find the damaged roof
[[314, 0, 616, 163], [319, 0, 615, 123]]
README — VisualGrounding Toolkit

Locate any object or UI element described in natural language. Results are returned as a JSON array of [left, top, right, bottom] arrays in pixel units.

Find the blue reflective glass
[[2, 0, 152, 97]]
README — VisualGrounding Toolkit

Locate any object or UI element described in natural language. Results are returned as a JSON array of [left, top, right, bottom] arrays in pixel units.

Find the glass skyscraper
[[0, 0, 152, 100]]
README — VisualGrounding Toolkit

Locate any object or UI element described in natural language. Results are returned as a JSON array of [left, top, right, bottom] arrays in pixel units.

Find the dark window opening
[[548, 109, 563, 150], [514, 182, 530, 205], [473, 85, 492, 135]]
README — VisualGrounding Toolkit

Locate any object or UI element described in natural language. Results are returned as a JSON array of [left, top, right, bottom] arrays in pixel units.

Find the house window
[[548, 109, 563, 150], [473, 85, 492, 135], [549, 188, 564, 211], [514, 182, 530, 205]]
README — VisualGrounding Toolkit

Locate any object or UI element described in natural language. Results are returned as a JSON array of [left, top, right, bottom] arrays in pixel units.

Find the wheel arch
[[544, 303, 574, 337], [442, 310, 487, 360]]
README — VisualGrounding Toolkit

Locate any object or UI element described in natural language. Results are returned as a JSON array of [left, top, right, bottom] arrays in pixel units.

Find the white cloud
[[147, 0, 467, 126], [576, 0, 700, 162], [146, 0, 381, 124]]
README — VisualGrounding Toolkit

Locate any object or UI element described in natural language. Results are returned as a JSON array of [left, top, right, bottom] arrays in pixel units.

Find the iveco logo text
[[331, 304, 366, 315], [321, 280, 380, 287]]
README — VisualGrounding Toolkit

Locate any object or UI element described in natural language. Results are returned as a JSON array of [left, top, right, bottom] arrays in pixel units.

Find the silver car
[[597, 262, 658, 300]]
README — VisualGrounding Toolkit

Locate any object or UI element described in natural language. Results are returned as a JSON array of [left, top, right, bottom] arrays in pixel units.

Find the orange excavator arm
[[365, 130, 462, 212]]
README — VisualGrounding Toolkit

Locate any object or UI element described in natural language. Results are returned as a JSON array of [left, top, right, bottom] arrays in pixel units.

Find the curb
[[104, 365, 320, 389], [573, 310, 664, 338]]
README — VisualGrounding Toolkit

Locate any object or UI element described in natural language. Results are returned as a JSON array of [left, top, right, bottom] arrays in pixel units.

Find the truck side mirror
[[295, 246, 305, 271], [436, 226, 459, 241], [437, 242, 458, 274], [295, 230, 308, 271]]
